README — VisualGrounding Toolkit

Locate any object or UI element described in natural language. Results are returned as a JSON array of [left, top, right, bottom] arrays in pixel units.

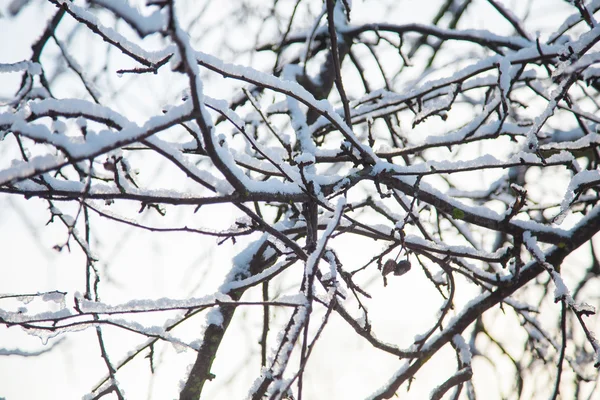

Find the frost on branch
[[1, 1, 600, 399]]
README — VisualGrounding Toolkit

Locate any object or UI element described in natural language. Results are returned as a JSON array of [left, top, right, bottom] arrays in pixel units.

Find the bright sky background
[[0, 1, 597, 400]]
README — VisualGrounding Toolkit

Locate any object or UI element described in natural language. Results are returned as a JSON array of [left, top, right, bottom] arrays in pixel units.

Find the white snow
[[555, 169, 600, 224], [0, 60, 42, 75], [206, 308, 224, 327]]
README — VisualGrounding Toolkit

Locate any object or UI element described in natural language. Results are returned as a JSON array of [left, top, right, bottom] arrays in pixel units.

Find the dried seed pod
[[382, 259, 412, 277], [382, 259, 397, 276], [394, 260, 411, 276]]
